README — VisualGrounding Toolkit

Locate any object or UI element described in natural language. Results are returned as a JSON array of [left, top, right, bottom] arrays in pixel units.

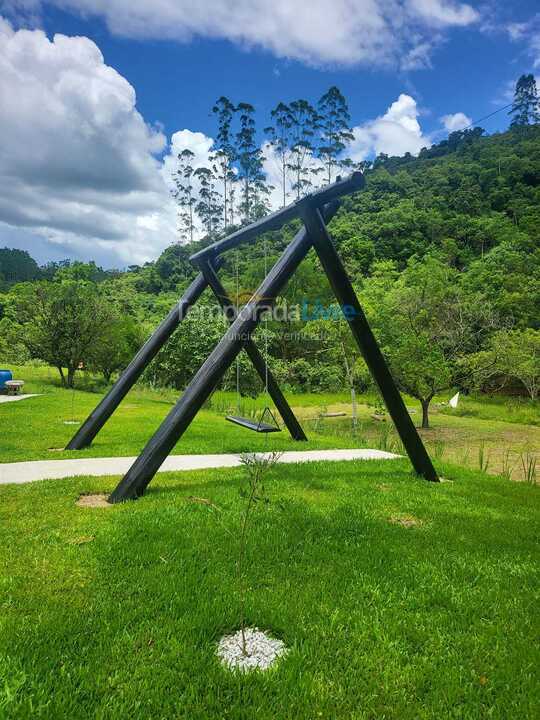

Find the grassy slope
[[0, 459, 538, 719]]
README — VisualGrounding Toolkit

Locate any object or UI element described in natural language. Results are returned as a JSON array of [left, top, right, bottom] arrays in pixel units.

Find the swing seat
[[225, 415, 282, 433], [225, 406, 281, 433]]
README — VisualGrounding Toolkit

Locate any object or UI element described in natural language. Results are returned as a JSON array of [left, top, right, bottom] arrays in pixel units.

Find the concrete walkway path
[[0, 449, 399, 485], [0, 393, 42, 404]]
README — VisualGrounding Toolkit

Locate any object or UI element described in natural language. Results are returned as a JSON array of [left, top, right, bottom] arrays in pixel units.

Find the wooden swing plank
[[225, 416, 282, 433]]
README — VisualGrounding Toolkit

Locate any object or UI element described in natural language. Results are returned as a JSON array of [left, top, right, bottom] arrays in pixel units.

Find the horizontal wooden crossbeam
[[189, 172, 364, 263]]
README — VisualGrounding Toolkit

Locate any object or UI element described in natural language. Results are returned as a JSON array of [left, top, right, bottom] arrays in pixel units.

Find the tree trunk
[[350, 386, 358, 430], [57, 366, 66, 387], [223, 173, 228, 229], [67, 366, 76, 389], [421, 398, 431, 429], [341, 342, 358, 429]]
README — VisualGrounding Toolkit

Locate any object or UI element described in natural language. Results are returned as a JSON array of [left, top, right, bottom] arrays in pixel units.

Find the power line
[[461, 101, 514, 132]]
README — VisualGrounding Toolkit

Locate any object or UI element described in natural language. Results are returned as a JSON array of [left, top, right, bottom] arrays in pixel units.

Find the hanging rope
[[235, 248, 241, 414], [264, 237, 269, 398], [263, 237, 270, 445], [224, 239, 281, 435]]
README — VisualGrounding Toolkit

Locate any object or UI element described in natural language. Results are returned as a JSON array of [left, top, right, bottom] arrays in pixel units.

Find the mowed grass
[[0, 365, 538, 480], [0, 366, 361, 462], [0, 459, 538, 718]]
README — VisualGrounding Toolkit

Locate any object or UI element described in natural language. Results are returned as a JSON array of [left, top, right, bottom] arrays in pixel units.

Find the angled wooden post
[[108, 204, 341, 503], [300, 204, 438, 483], [103, 170, 437, 502], [199, 260, 307, 441], [65, 271, 212, 450]]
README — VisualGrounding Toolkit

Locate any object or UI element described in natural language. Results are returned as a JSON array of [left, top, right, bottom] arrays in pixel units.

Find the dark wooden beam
[[66, 270, 213, 450], [189, 172, 364, 264], [108, 202, 340, 503], [300, 204, 438, 483], [200, 260, 307, 441]]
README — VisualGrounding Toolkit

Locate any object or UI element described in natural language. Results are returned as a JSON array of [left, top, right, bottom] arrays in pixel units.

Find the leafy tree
[[6, 281, 111, 387], [88, 316, 143, 383], [39, 259, 71, 281], [54, 260, 108, 283], [467, 329, 540, 400], [363, 257, 499, 427], [154, 244, 197, 290], [494, 329, 540, 400], [194, 166, 221, 237], [510, 74, 540, 127], [287, 99, 320, 199], [211, 96, 237, 228], [236, 103, 269, 223], [147, 303, 228, 389], [463, 241, 540, 329], [303, 311, 370, 427], [265, 102, 293, 207], [329, 212, 375, 277], [0, 248, 39, 287], [171, 149, 196, 242], [317, 86, 354, 184]]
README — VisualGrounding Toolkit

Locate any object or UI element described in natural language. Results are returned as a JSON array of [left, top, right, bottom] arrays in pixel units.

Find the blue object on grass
[[0, 369, 13, 390]]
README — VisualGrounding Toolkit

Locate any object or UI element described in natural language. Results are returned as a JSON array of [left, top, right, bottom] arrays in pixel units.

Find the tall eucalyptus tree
[[317, 86, 355, 184], [171, 149, 196, 243]]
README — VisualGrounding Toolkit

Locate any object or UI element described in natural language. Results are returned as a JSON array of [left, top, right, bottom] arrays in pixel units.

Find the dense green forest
[[1, 121, 538, 426]]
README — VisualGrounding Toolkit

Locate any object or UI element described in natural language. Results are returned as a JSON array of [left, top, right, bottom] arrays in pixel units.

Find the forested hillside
[[1, 125, 538, 424]]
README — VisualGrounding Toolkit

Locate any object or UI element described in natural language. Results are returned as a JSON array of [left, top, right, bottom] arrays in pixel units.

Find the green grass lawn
[[1, 365, 537, 482], [0, 459, 538, 718], [0, 366, 364, 462]]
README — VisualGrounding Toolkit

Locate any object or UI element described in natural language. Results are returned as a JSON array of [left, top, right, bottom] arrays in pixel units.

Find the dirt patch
[[377, 483, 392, 492], [76, 494, 111, 508], [389, 514, 423, 528]]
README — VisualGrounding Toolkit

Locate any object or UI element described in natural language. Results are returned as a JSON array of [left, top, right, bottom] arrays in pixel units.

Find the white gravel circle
[[217, 628, 288, 671]]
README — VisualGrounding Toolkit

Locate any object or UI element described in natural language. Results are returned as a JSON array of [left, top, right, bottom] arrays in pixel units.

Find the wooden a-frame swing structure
[[66, 172, 438, 502]]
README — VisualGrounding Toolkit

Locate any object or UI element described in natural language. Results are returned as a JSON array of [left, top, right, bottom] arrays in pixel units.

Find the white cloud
[[408, 0, 479, 26], [441, 111, 472, 131], [15, 0, 480, 69], [162, 130, 215, 184], [506, 22, 528, 41], [531, 35, 540, 69], [506, 13, 540, 69], [348, 94, 431, 161], [401, 39, 437, 71], [0, 19, 482, 267], [0, 18, 177, 266]]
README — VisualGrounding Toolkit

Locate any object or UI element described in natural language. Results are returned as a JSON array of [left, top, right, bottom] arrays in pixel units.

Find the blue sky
[[1, 1, 539, 267], [38, 1, 538, 138]]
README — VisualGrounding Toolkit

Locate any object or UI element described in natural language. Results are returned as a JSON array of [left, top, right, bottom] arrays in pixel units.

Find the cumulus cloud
[[441, 111, 472, 131], [0, 18, 176, 265], [15, 0, 480, 70], [162, 130, 215, 188], [348, 94, 431, 161], [0, 20, 479, 267]]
